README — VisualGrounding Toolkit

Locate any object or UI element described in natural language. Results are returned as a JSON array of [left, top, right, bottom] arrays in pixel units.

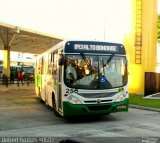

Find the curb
[[143, 96, 160, 100], [129, 104, 160, 112], [143, 92, 160, 99]]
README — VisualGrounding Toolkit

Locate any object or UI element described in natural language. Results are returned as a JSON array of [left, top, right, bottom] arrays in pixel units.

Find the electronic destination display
[[64, 41, 126, 54]]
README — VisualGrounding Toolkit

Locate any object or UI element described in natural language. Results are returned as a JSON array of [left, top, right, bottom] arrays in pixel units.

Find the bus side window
[[39, 58, 42, 74], [52, 52, 57, 74], [48, 53, 52, 74], [51, 52, 54, 74], [41, 57, 44, 75]]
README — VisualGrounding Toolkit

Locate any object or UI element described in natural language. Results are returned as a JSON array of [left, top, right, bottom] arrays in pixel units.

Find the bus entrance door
[[57, 52, 62, 110]]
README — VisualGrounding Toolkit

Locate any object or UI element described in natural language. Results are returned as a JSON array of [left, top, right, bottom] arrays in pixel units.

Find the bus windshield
[[64, 54, 128, 90]]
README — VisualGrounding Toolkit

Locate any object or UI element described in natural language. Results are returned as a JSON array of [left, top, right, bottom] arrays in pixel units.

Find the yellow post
[[124, 0, 157, 94], [3, 46, 10, 77], [142, 0, 157, 72]]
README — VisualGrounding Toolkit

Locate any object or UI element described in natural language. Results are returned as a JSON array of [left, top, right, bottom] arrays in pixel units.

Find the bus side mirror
[[58, 53, 64, 66]]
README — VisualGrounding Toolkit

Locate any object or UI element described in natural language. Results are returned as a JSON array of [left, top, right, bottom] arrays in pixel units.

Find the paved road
[[0, 89, 160, 143]]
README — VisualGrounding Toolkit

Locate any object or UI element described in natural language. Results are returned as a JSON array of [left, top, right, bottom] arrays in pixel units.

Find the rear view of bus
[[61, 41, 128, 116]]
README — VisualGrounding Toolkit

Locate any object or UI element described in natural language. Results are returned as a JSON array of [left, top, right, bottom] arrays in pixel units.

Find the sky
[[0, 0, 131, 43], [158, 0, 160, 14], [0, 0, 160, 65]]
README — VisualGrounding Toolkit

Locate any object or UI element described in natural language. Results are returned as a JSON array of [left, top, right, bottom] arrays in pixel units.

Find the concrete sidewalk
[[0, 83, 35, 93], [143, 92, 160, 99]]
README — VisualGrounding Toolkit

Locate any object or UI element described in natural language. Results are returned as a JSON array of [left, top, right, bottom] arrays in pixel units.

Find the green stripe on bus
[[63, 99, 129, 117], [35, 74, 42, 87]]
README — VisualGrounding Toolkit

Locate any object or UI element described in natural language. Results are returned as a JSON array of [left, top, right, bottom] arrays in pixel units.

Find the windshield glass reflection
[[64, 54, 127, 89]]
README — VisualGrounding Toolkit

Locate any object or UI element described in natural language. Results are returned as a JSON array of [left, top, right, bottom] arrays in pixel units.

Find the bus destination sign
[[65, 41, 126, 54], [74, 44, 117, 52]]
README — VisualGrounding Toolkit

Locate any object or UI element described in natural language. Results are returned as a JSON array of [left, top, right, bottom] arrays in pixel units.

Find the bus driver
[[66, 59, 77, 84]]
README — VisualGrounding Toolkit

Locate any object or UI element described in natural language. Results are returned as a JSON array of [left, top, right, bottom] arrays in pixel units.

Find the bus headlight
[[67, 96, 81, 104], [115, 93, 127, 102]]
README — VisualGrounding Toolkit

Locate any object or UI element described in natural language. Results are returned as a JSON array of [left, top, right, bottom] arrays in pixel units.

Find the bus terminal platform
[[0, 82, 35, 93]]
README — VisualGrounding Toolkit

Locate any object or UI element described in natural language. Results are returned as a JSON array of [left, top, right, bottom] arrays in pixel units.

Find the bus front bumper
[[63, 99, 129, 117]]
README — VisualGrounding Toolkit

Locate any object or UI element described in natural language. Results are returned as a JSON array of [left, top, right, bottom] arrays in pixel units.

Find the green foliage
[[129, 94, 160, 109]]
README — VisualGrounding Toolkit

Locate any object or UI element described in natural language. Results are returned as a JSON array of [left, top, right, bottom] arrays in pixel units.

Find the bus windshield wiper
[[107, 54, 115, 65], [80, 53, 88, 64]]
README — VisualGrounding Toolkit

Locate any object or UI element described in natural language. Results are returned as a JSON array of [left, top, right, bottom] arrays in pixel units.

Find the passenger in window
[[100, 62, 115, 75], [84, 59, 92, 76]]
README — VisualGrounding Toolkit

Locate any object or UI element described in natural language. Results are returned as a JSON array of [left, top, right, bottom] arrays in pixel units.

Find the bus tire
[[52, 93, 60, 116]]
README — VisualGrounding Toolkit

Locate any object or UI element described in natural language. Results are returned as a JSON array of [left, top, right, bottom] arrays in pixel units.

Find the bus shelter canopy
[[0, 22, 63, 54]]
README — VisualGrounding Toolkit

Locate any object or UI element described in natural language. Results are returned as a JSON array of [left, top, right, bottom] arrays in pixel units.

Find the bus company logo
[[96, 99, 101, 104]]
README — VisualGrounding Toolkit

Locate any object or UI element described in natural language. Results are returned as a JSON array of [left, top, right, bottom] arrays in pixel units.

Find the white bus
[[35, 40, 128, 117]]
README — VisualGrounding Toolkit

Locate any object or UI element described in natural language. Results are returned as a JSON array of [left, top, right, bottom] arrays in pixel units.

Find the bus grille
[[84, 99, 112, 103], [80, 92, 117, 98], [87, 105, 111, 111]]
